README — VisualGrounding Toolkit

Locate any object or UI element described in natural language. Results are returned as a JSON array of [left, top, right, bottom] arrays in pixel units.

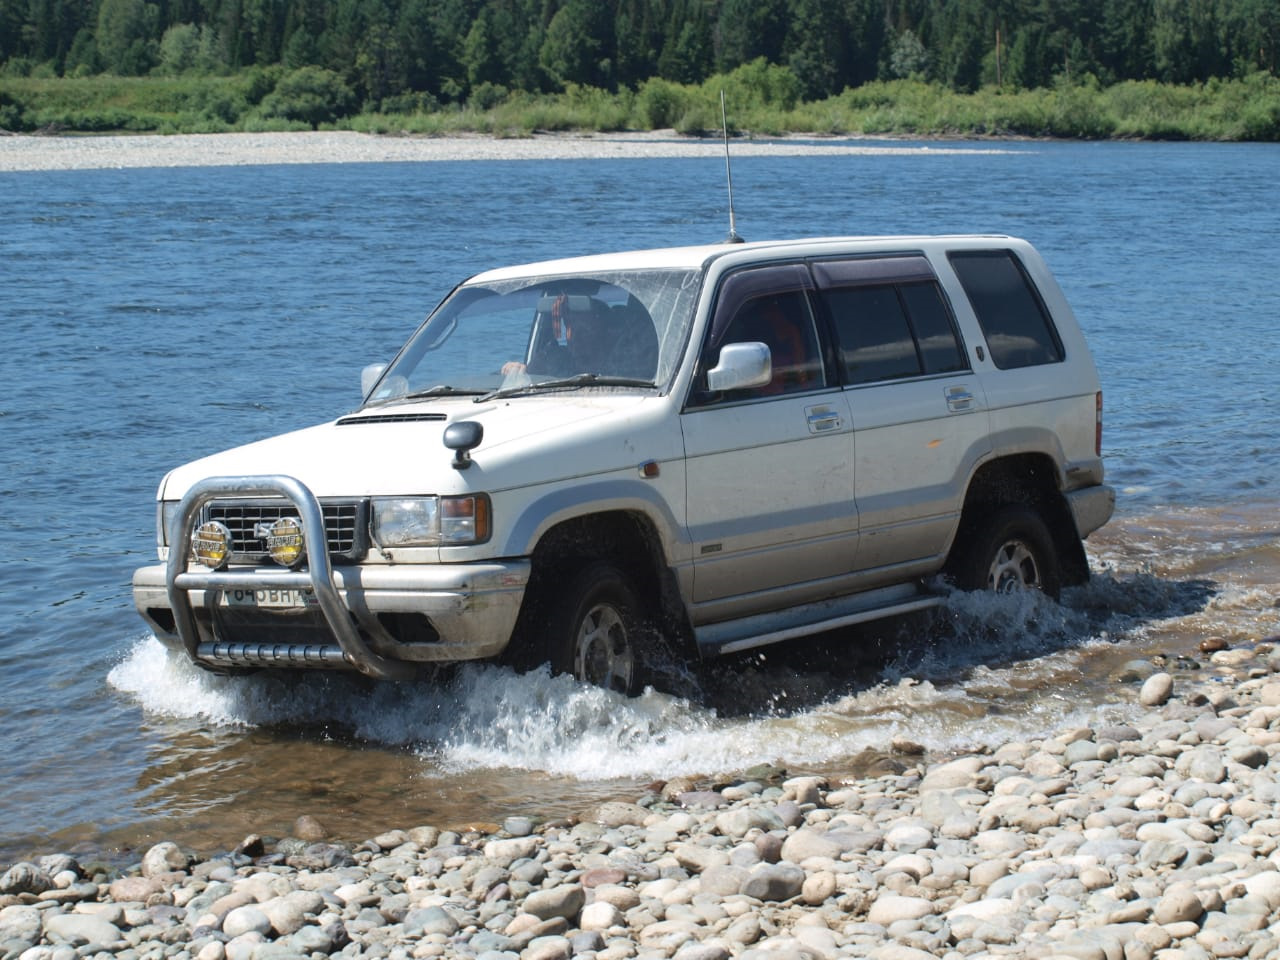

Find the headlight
[[191, 520, 232, 570], [371, 495, 491, 547], [265, 516, 305, 567]]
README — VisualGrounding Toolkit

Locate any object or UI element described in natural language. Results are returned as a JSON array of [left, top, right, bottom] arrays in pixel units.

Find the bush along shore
[[3, 69, 1280, 142], [4, 637, 1280, 960]]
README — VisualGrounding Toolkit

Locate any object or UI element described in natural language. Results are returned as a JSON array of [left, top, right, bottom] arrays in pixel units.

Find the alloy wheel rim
[[987, 540, 1041, 593], [575, 602, 635, 693]]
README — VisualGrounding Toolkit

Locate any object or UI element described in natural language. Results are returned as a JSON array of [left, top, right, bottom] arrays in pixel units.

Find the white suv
[[132, 236, 1114, 694]]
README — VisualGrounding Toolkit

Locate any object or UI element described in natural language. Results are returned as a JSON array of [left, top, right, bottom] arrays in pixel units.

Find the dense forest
[[1, 1, 1278, 138], [3, 0, 1277, 101]]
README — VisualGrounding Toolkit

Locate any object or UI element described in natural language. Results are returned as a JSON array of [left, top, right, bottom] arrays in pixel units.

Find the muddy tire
[[546, 564, 650, 695], [949, 504, 1062, 599]]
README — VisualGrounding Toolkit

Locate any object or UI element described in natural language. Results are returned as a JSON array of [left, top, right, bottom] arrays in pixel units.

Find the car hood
[[158, 395, 652, 500]]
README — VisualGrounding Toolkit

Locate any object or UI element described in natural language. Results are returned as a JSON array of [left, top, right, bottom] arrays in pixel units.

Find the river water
[[1, 138, 1278, 864]]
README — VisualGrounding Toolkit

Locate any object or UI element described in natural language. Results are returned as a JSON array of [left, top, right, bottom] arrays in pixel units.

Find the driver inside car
[[502, 295, 613, 379]]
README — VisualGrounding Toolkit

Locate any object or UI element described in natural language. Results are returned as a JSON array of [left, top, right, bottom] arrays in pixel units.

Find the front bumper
[[134, 474, 529, 679], [133, 559, 530, 675]]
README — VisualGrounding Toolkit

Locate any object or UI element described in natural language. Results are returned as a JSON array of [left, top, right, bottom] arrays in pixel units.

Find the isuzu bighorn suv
[[133, 235, 1114, 694]]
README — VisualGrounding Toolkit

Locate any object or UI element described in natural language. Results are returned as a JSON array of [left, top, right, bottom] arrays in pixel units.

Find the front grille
[[205, 499, 368, 563]]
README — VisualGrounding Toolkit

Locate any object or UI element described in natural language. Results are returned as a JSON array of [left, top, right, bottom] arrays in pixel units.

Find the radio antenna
[[721, 91, 744, 243]]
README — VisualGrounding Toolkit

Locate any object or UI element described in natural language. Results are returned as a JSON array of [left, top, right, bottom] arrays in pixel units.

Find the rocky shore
[[0, 130, 1012, 172], [4, 639, 1280, 960]]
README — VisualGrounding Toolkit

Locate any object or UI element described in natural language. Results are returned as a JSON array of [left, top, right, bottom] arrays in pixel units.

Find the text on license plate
[[226, 587, 317, 609]]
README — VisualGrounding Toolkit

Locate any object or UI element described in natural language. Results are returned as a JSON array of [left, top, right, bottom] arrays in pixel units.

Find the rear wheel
[[949, 504, 1061, 599], [546, 564, 648, 695]]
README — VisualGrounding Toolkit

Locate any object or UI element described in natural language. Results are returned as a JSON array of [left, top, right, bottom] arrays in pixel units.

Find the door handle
[[806, 404, 843, 434], [945, 386, 975, 412]]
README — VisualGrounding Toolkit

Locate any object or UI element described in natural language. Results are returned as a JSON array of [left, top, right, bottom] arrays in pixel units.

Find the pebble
[[6, 644, 1280, 959]]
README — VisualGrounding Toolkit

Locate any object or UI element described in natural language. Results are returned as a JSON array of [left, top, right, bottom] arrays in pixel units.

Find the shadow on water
[[678, 569, 1218, 719]]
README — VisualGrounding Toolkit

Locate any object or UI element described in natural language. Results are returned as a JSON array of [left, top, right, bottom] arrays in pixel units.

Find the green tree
[[1098, 0, 1156, 82], [1153, 0, 1224, 83], [716, 0, 787, 71], [0, 0, 26, 64], [657, 0, 712, 84], [462, 5, 504, 89], [928, 0, 988, 90], [1221, 0, 1279, 74], [784, 0, 848, 99], [614, 0, 663, 88], [97, 0, 159, 75], [888, 28, 928, 79], [539, 0, 614, 89], [157, 22, 200, 73], [257, 64, 355, 125], [355, 8, 407, 106], [396, 0, 441, 92]]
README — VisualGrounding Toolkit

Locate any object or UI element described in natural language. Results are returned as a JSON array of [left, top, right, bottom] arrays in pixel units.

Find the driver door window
[[719, 290, 825, 397]]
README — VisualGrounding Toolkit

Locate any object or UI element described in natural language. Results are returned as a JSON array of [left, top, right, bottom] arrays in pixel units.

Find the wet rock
[[754, 832, 783, 863], [142, 842, 188, 878], [715, 806, 783, 839], [291, 815, 327, 842], [405, 905, 458, 937], [0, 904, 41, 944], [43, 914, 124, 947], [284, 843, 353, 870], [677, 790, 726, 809], [740, 863, 804, 901], [522, 884, 584, 922], [1153, 885, 1203, 925], [587, 802, 649, 827], [1139, 672, 1175, 706], [233, 835, 265, 858], [581, 867, 626, 888], [222, 905, 272, 939], [868, 894, 934, 926], [0, 864, 53, 896], [919, 756, 987, 793]]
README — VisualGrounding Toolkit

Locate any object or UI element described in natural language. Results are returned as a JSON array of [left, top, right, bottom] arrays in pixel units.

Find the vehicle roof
[[466, 234, 1022, 283]]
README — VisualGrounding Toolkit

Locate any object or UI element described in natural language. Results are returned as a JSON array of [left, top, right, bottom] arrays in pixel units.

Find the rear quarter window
[[949, 250, 1064, 369]]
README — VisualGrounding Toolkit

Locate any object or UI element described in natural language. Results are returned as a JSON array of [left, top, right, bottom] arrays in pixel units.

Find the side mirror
[[443, 420, 484, 470], [361, 363, 387, 398], [706, 342, 772, 392]]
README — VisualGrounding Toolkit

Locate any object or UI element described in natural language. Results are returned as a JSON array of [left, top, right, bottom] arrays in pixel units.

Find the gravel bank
[[0, 131, 1014, 172], [4, 638, 1280, 960]]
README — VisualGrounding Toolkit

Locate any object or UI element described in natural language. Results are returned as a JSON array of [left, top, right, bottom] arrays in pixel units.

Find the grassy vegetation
[[2, 66, 1279, 142]]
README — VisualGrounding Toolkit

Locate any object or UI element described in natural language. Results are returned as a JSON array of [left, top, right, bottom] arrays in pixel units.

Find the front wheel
[[948, 504, 1062, 599], [546, 565, 649, 695]]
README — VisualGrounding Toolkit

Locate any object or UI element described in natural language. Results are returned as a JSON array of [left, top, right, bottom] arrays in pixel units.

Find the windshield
[[365, 268, 703, 405]]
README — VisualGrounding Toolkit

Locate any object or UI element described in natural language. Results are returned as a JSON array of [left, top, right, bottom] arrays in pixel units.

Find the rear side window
[[813, 256, 967, 386], [824, 286, 920, 383], [949, 250, 1064, 369]]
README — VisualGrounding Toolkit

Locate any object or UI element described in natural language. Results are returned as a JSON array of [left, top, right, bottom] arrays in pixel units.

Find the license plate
[[225, 587, 317, 609]]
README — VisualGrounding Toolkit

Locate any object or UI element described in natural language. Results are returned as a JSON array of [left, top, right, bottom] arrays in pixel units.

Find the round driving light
[[266, 516, 305, 567], [191, 520, 232, 570]]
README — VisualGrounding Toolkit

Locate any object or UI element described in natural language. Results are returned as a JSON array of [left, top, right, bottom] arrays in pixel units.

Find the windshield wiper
[[478, 373, 657, 402], [398, 385, 488, 400]]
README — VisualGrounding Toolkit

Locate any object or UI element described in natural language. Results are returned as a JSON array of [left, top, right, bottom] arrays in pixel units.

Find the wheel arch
[[507, 506, 693, 669], [953, 452, 1089, 586]]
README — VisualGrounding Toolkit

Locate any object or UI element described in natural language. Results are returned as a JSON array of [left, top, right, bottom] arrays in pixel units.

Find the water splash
[[108, 573, 1160, 785]]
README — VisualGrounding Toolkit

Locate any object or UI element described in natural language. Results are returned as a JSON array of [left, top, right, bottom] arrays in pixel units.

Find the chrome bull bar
[[166, 475, 414, 680]]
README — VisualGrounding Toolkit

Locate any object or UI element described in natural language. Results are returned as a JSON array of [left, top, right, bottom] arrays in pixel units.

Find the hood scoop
[[336, 412, 447, 426]]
